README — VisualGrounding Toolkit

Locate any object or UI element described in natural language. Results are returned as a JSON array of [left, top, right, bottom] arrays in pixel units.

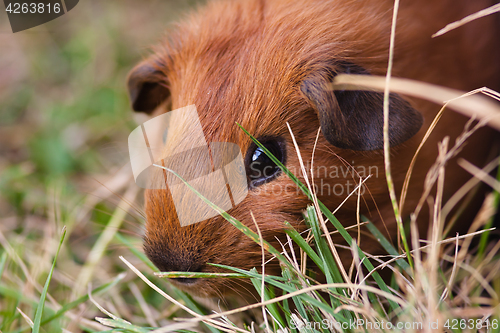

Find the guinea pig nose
[[148, 252, 203, 283]]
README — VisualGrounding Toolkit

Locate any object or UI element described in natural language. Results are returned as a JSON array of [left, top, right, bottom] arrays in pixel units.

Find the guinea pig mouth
[[170, 277, 199, 285]]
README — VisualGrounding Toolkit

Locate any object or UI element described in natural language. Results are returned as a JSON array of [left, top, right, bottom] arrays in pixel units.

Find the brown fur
[[127, 0, 500, 299]]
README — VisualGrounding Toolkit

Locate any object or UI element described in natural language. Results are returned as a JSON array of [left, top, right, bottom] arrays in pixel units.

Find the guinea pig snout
[[144, 240, 203, 283]]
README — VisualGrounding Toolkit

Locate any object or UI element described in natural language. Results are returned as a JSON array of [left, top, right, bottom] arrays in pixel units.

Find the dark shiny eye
[[245, 138, 286, 188]]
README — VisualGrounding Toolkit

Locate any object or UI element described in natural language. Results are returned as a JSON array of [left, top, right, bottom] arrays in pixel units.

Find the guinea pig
[[127, 0, 500, 297]]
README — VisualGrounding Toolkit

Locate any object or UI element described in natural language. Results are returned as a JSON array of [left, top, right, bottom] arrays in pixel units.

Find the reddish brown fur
[[128, 0, 500, 299]]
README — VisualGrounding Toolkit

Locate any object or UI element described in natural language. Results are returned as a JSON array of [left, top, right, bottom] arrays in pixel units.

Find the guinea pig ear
[[127, 60, 170, 113], [300, 62, 423, 151]]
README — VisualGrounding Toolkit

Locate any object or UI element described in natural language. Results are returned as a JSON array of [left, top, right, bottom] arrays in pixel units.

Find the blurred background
[[0, 1, 217, 332]]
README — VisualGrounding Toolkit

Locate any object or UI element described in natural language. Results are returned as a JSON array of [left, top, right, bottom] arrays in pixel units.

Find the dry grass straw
[[433, 3, 500, 37]]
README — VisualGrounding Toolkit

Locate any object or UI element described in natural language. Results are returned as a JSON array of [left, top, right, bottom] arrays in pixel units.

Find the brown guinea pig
[[127, 0, 500, 297]]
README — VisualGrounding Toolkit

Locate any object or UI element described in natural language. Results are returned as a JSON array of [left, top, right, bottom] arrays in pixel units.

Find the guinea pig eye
[[245, 138, 286, 188]]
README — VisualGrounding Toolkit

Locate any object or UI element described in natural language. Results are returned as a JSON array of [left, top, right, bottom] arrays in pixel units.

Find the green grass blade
[[280, 264, 309, 323], [283, 221, 323, 269], [32, 227, 66, 333], [0, 251, 7, 278], [209, 263, 351, 323], [306, 206, 342, 285], [305, 207, 344, 318], [363, 216, 411, 273], [95, 317, 152, 332], [306, 206, 356, 321], [9, 274, 125, 333], [319, 199, 399, 310], [478, 165, 500, 257], [156, 271, 246, 279], [249, 269, 286, 329], [39, 273, 126, 328], [208, 263, 302, 293]]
